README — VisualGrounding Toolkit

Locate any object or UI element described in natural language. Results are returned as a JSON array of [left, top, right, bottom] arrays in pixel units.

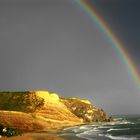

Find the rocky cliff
[[0, 91, 110, 132], [61, 98, 110, 122]]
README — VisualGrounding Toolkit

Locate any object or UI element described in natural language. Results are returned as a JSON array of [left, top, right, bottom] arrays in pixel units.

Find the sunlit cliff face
[[70, 98, 91, 105], [35, 91, 59, 103]]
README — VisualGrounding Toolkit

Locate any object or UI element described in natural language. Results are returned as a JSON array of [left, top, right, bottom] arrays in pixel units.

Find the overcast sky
[[0, 0, 139, 115]]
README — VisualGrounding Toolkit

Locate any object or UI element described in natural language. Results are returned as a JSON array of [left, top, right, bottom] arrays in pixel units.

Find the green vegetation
[[0, 92, 44, 112]]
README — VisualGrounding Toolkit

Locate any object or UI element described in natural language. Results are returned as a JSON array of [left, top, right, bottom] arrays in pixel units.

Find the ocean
[[59, 115, 140, 140]]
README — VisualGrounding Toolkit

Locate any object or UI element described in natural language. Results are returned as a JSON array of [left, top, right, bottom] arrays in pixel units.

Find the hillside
[[0, 91, 110, 133]]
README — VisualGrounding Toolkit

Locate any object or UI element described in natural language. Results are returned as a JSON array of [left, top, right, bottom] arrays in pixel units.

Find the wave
[[76, 133, 95, 140], [77, 133, 139, 140], [63, 126, 80, 131], [113, 117, 124, 121], [107, 128, 130, 132], [105, 134, 138, 140], [89, 119, 134, 126], [60, 115, 140, 140]]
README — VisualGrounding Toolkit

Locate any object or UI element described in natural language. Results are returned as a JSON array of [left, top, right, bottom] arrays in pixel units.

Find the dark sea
[[59, 115, 140, 140]]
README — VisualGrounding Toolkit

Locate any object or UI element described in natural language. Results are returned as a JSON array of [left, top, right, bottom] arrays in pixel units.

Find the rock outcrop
[[61, 98, 110, 122], [0, 91, 111, 132]]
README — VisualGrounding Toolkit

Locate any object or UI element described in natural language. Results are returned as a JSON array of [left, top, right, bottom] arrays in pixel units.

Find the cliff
[[0, 91, 110, 132], [61, 98, 110, 122]]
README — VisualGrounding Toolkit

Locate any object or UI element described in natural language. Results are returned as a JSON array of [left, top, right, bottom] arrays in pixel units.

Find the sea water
[[59, 115, 140, 140]]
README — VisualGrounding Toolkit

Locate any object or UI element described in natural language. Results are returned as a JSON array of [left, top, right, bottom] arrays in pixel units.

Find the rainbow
[[76, 0, 140, 89]]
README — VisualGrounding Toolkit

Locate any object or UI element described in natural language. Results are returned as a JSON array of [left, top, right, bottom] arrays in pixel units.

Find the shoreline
[[0, 133, 65, 140], [0, 124, 86, 140]]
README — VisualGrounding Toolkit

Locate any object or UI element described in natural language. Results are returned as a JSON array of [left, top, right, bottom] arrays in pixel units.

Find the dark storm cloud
[[0, 0, 139, 115]]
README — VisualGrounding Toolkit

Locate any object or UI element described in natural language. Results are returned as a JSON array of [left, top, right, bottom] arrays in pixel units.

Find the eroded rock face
[[61, 98, 110, 122]]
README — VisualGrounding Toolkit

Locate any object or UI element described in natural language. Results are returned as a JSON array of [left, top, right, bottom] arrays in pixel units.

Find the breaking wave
[[59, 115, 140, 140]]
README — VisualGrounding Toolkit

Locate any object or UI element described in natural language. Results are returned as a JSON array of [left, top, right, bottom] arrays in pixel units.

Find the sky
[[88, 0, 140, 71], [0, 0, 139, 115]]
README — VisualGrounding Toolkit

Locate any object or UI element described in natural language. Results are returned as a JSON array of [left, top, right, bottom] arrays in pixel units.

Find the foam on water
[[59, 115, 140, 140], [107, 128, 130, 132], [105, 134, 138, 140]]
